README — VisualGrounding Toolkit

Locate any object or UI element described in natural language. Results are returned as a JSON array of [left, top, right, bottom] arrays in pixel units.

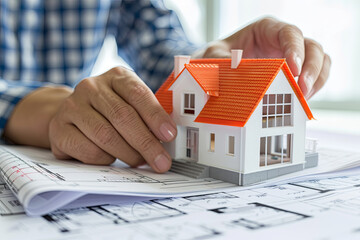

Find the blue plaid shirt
[[0, 0, 199, 136]]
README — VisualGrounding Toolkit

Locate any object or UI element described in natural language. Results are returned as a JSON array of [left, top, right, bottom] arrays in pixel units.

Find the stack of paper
[[1, 146, 360, 216]]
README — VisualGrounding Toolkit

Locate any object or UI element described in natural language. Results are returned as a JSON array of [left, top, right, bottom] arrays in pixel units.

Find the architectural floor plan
[[2, 173, 360, 240], [2, 146, 360, 239], [0, 146, 234, 215]]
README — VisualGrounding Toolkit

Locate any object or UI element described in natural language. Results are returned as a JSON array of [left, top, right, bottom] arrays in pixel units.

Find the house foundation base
[[170, 152, 319, 186]]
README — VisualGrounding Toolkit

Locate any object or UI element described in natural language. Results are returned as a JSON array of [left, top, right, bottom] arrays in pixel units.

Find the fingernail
[[154, 154, 171, 172], [295, 56, 302, 75], [160, 122, 176, 141]]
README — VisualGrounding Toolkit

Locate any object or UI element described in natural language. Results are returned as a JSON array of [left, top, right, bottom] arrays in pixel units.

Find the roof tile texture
[[155, 58, 313, 127]]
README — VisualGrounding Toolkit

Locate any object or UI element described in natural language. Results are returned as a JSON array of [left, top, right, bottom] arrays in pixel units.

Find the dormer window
[[184, 93, 195, 115]]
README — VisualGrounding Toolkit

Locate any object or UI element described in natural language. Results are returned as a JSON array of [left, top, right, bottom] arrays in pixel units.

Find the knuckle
[[75, 77, 98, 94], [280, 24, 303, 38], [128, 81, 150, 105], [137, 136, 157, 153], [147, 107, 163, 122], [93, 122, 116, 146], [110, 103, 137, 126], [110, 66, 126, 75], [259, 16, 276, 26], [307, 39, 323, 53]]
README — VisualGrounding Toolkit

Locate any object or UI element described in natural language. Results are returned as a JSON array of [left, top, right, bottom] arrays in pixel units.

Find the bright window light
[[167, 0, 360, 110], [217, 0, 360, 105]]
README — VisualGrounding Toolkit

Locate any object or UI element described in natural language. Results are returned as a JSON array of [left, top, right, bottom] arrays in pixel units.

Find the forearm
[[4, 87, 73, 148]]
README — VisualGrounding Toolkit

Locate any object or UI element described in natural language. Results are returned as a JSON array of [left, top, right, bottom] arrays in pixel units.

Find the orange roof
[[155, 72, 174, 113], [182, 64, 219, 96], [155, 58, 313, 127]]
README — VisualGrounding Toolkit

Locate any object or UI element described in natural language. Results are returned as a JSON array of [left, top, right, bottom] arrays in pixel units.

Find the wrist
[[4, 86, 72, 148]]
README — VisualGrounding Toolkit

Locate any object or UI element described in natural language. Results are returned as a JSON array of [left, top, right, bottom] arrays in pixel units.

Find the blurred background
[[92, 0, 360, 151]]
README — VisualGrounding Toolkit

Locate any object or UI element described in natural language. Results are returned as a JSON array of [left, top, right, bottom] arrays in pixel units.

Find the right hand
[[49, 67, 177, 172], [192, 17, 331, 99]]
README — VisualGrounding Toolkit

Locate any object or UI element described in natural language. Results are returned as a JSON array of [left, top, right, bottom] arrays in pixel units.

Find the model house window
[[186, 130, 191, 158], [259, 134, 292, 167], [262, 94, 292, 128], [186, 128, 199, 160], [209, 133, 215, 152], [228, 136, 235, 155], [184, 93, 195, 115]]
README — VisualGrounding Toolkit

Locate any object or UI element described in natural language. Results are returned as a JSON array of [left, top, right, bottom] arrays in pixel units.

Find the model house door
[[186, 128, 199, 161]]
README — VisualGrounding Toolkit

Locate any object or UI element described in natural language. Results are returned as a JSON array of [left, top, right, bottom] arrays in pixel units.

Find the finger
[[79, 77, 172, 173], [68, 104, 145, 167], [253, 18, 305, 76], [50, 122, 116, 165], [306, 53, 331, 99], [278, 24, 305, 76], [110, 67, 177, 143], [201, 42, 231, 58], [298, 38, 325, 97]]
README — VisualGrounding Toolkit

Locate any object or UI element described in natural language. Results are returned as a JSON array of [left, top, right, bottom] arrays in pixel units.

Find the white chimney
[[231, 49, 243, 69], [174, 55, 191, 78]]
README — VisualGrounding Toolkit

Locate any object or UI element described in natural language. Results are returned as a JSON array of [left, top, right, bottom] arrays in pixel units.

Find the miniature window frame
[[209, 133, 215, 152], [259, 134, 292, 167], [262, 94, 292, 128], [183, 93, 195, 115], [227, 136, 235, 156], [186, 129, 191, 158]]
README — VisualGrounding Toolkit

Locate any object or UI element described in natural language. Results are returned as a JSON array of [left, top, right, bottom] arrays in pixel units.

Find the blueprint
[[2, 173, 360, 240], [0, 146, 234, 216], [0, 182, 24, 216], [2, 146, 360, 239], [1, 145, 360, 216]]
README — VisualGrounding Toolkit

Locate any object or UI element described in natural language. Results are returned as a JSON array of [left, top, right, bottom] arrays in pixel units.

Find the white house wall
[[197, 124, 241, 172], [166, 69, 242, 172], [242, 69, 308, 174], [169, 69, 209, 127], [167, 69, 209, 160]]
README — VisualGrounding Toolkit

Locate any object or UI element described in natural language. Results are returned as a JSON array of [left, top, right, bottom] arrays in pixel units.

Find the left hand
[[192, 17, 331, 99]]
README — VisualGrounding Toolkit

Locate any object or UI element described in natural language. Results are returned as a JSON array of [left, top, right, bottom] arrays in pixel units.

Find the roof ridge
[[186, 63, 219, 68], [190, 58, 286, 63]]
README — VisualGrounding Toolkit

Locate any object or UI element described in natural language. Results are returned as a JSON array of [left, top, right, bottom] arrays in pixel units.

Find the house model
[[155, 50, 318, 185]]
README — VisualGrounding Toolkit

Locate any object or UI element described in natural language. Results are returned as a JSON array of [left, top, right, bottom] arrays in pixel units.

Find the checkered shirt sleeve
[[0, 0, 201, 138], [114, 0, 201, 91]]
